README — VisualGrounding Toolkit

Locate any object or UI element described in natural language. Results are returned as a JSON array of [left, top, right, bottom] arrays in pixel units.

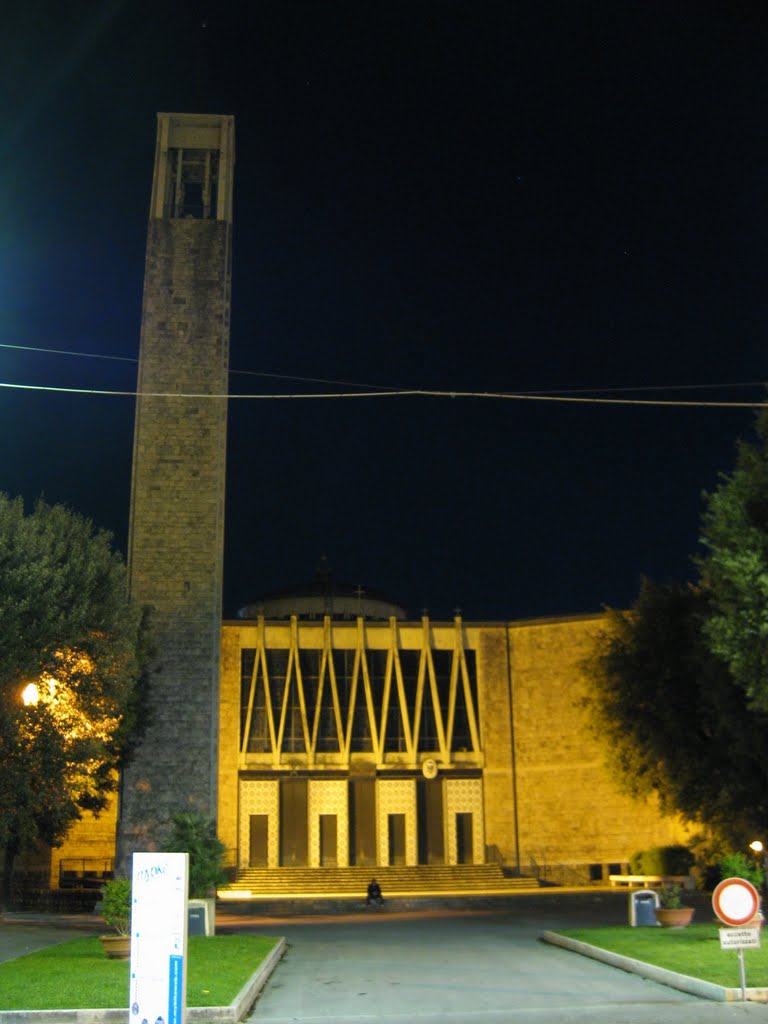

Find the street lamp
[[21, 682, 40, 706], [749, 840, 767, 900]]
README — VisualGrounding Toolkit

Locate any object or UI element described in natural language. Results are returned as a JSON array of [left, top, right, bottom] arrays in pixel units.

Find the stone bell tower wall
[[117, 114, 234, 864]]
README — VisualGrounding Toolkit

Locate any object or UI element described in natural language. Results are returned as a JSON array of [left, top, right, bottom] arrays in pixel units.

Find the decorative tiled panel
[[239, 780, 280, 869], [308, 780, 349, 867], [376, 778, 417, 866], [445, 778, 484, 865]]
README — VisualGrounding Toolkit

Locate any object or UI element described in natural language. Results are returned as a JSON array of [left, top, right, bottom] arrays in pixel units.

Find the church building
[[213, 576, 689, 884], [37, 114, 691, 896]]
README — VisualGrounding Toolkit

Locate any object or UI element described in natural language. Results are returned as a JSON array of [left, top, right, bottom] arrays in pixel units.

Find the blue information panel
[[168, 955, 184, 1024]]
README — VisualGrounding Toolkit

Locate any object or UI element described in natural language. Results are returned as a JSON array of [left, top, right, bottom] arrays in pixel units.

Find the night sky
[[2, 2, 767, 620]]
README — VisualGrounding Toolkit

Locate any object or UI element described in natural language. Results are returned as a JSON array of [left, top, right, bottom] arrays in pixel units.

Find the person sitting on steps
[[366, 878, 384, 908]]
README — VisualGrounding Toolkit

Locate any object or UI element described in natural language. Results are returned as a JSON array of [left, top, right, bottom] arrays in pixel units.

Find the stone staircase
[[221, 863, 537, 900]]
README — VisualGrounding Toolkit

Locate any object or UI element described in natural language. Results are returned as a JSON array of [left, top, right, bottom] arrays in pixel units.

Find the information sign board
[[712, 877, 760, 927], [129, 852, 189, 1024], [720, 928, 761, 950]]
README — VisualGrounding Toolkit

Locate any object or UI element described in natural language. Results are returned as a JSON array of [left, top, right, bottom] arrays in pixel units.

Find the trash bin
[[629, 888, 659, 927], [188, 904, 207, 936]]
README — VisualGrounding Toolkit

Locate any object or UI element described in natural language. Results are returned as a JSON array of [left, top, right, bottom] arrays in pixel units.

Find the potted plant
[[99, 876, 132, 958], [162, 813, 227, 935], [654, 883, 695, 928]]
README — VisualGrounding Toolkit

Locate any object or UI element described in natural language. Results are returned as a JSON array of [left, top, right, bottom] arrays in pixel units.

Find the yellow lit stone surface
[[34, 613, 691, 882]]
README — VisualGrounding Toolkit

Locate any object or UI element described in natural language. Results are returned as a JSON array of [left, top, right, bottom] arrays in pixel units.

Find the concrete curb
[[216, 938, 285, 1023], [0, 938, 286, 1024], [541, 930, 768, 1003]]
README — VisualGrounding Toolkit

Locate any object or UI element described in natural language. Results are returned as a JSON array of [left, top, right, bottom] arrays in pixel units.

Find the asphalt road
[[3, 894, 768, 1022], [223, 894, 768, 1024]]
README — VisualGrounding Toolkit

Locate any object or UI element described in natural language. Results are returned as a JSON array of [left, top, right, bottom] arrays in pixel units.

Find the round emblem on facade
[[421, 758, 438, 779]]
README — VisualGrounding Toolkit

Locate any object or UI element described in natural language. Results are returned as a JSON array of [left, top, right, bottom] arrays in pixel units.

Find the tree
[[698, 411, 768, 711], [0, 494, 148, 904], [584, 579, 768, 846], [161, 813, 227, 898]]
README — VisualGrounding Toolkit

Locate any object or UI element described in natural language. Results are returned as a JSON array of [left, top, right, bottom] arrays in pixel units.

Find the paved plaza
[[3, 893, 768, 1023], [227, 899, 768, 1024]]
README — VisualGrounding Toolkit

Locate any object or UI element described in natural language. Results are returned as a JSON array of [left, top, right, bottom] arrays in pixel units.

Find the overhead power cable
[[1, 341, 766, 404], [0, 342, 137, 363], [0, 343, 400, 391], [0, 379, 765, 409]]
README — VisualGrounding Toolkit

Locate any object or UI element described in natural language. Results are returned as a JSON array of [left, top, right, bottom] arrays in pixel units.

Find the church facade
[[52, 596, 690, 889], [215, 599, 689, 883], [28, 114, 692, 894]]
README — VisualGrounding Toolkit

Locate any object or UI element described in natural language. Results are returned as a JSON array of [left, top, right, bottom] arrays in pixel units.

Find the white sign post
[[712, 877, 761, 1000], [130, 852, 189, 1024]]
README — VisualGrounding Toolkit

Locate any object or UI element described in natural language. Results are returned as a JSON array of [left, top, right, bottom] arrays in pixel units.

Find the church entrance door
[[249, 814, 268, 867], [388, 814, 406, 865], [349, 779, 376, 866], [456, 812, 473, 864], [417, 778, 444, 864], [280, 779, 308, 866], [320, 814, 338, 866]]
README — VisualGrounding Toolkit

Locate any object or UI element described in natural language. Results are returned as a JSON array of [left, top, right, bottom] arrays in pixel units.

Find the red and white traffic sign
[[712, 877, 761, 927]]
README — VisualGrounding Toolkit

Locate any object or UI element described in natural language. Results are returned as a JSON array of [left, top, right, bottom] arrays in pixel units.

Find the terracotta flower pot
[[655, 907, 695, 928], [100, 934, 131, 959]]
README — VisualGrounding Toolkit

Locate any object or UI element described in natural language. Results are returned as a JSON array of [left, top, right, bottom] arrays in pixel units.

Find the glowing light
[[22, 682, 40, 706], [750, 841, 764, 854], [20, 650, 120, 744]]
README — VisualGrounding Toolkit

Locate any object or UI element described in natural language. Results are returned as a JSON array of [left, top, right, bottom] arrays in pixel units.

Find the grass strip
[[558, 923, 768, 988], [0, 934, 279, 1010]]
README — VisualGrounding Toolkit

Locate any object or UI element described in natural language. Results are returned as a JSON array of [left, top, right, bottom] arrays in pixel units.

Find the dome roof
[[237, 560, 406, 621]]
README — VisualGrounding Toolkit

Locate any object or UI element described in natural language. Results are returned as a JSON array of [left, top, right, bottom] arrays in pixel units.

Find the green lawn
[[558, 924, 768, 988], [0, 934, 279, 1010]]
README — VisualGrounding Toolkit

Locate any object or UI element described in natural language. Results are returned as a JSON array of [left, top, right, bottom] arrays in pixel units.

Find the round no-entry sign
[[712, 877, 761, 927]]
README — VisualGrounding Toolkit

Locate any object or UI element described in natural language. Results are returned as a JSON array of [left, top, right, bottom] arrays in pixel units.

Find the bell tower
[[118, 114, 235, 862]]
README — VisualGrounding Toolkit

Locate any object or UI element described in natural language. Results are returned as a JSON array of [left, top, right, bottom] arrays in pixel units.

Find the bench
[[608, 874, 696, 890]]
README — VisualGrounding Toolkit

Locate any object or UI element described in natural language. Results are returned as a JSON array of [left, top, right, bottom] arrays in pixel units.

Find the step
[[221, 864, 537, 897]]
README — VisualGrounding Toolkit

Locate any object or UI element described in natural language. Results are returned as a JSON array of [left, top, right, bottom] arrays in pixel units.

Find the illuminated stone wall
[[32, 610, 692, 885], [218, 626, 242, 864], [217, 613, 690, 879], [49, 795, 118, 889], [479, 615, 691, 880]]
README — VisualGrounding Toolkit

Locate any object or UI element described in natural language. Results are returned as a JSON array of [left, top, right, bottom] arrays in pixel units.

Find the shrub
[[718, 851, 765, 889], [162, 813, 227, 898], [101, 877, 131, 936], [658, 882, 685, 909], [629, 845, 693, 876]]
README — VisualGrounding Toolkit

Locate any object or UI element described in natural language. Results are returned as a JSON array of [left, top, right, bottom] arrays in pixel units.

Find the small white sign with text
[[719, 928, 761, 950], [129, 852, 189, 1024]]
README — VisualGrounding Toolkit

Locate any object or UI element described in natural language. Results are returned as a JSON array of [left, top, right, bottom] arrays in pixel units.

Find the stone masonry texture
[[118, 217, 231, 865]]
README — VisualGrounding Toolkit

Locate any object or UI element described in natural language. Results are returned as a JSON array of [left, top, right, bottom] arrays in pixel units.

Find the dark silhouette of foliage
[[585, 579, 768, 846], [699, 411, 768, 711], [161, 813, 227, 898]]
